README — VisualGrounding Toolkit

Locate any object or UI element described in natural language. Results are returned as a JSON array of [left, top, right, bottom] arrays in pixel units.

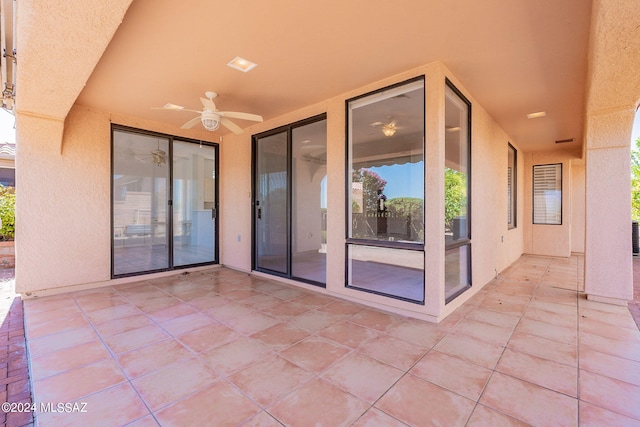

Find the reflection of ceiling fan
[[134, 139, 167, 166], [155, 91, 263, 134], [370, 119, 399, 137]]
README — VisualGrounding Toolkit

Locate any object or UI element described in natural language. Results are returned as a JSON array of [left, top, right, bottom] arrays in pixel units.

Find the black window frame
[[444, 78, 472, 304], [344, 76, 426, 304], [508, 143, 517, 229]]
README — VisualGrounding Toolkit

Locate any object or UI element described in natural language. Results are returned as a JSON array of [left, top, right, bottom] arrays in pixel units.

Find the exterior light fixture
[[201, 110, 220, 131]]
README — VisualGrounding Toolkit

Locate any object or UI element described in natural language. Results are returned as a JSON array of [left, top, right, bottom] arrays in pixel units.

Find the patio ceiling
[[19, 0, 592, 153]]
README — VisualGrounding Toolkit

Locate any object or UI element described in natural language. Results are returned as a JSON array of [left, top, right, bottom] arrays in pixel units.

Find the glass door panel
[[291, 120, 327, 283], [112, 130, 170, 276], [255, 131, 289, 274], [173, 140, 217, 266]]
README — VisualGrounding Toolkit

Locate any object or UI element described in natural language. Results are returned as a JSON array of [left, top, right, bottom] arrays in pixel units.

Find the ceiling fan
[[133, 139, 167, 166], [370, 119, 399, 137], [155, 91, 263, 134]]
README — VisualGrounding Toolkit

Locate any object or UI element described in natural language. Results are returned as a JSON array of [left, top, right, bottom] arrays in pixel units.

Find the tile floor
[[20, 255, 640, 426]]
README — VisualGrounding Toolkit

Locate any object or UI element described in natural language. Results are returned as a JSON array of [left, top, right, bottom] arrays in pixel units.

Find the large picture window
[[444, 80, 471, 302], [508, 143, 517, 229], [346, 77, 425, 303], [533, 163, 562, 225]]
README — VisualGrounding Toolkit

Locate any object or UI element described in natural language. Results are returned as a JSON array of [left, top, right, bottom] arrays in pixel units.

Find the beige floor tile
[[514, 317, 577, 344], [508, 331, 577, 366], [242, 293, 284, 309], [579, 369, 640, 420], [132, 357, 218, 411], [385, 318, 448, 348], [579, 347, 640, 386], [31, 340, 111, 381], [523, 307, 576, 328], [465, 308, 521, 329], [580, 316, 640, 341], [250, 323, 310, 351], [375, 374, 476, 427], [146, 302, 199, 323], [201, 337, 272, 376], [27, 325, 99, 357], [26, 304, 84, 326], [268, 378, 369, 427], [84, 303, 142, 325], [74, 294, 129, 313], [185, 293, 230, 310], [288, 310, 342, 333], [466, 404, 530, 426], [434, 331, 505, 369], [206, 301, 256, 322], [35, 382, 149, 427], [103, 324, 171, 354], [579, 401, 640, 427], [496, 348, 577, 397], [27, 313, 91, 339], [292, 293, 335, 308], [322, 352, 403, 404], [351, 408, 408, 427], [349, 309, 399, 331], [410, 350, 492, 401], [242, 410, 283, 427], [177, 323, 240, 353], [318, 321, 379, 349], [262, 301, 311, 320], [34, 359, 127, 403], [317, 300, 364, 316], [159, 311, 217, 336], [92, 313, 155, 337], [154, 380, 261, 426], [125, 415, 160, 427], [224, 311, 280, 335], [452, 318, 514, 347], [480, 372, 577, 427], [359, 334, 427, 370], [116, 339, 192, 379], [229, 355, 313, 407], [579, 330, 640, 362], [280, 336, 351, 373]]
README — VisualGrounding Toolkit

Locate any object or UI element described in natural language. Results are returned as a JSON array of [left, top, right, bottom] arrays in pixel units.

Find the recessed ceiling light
[[527, 111, 547, 119], [227, 56, 257, 73]]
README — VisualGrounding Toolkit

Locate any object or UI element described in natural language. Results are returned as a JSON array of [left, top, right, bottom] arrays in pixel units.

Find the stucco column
[[584, 108, 635, 304]]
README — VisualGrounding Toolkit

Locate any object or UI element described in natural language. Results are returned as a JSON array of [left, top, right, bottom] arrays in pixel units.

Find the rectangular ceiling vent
[[555, 138, 574, 144]]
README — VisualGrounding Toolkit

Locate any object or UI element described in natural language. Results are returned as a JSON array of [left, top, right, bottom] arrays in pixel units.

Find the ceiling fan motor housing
[[201, 110, 220, 131]]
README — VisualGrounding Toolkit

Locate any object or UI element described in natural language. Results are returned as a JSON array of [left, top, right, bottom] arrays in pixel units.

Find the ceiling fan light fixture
[[227, 56, 257, 73], [382, 125, 397, 137], [201, 111, 220, 131]]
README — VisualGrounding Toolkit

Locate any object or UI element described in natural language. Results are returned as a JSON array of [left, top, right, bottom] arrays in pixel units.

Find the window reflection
[[347, 77, 425, 303]]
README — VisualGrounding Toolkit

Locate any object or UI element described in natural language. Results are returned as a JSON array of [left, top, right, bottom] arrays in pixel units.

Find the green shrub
[[0, 186, 15, 240]]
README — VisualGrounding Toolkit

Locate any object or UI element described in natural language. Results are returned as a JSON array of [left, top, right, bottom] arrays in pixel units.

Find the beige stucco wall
[[571, 161, 586, 253], [17, 61, 526, 320], [15, 106, 219, 294], [522, 151, 577, 258]]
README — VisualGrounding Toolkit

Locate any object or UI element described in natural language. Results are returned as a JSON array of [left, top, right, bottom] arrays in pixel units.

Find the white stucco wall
[[571, 162, 586, 254]]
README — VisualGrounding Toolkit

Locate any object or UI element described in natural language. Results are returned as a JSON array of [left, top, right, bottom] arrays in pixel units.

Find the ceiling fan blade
[[181, 116, 202, 129], [200, 97, 217, 111], [219, 111, 263, 122], [220, 118, 243, 134], [163, 103, 184, 110]]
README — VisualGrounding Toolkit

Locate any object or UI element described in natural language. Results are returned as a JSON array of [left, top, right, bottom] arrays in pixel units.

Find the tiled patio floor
[[18, 255, 640, 426]]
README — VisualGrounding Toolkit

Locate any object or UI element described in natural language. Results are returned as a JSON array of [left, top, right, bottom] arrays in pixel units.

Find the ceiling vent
[[555, 138, 574, 144]]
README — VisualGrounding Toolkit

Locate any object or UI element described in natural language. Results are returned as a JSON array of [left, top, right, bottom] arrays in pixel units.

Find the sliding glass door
[[253, 115, 327, 286], [173, 140, 218, 267], [112, 126, 218, 277]]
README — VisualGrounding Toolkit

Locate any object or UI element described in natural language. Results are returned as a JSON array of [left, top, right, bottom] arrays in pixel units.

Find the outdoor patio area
[[6, 254, 640, 426]]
